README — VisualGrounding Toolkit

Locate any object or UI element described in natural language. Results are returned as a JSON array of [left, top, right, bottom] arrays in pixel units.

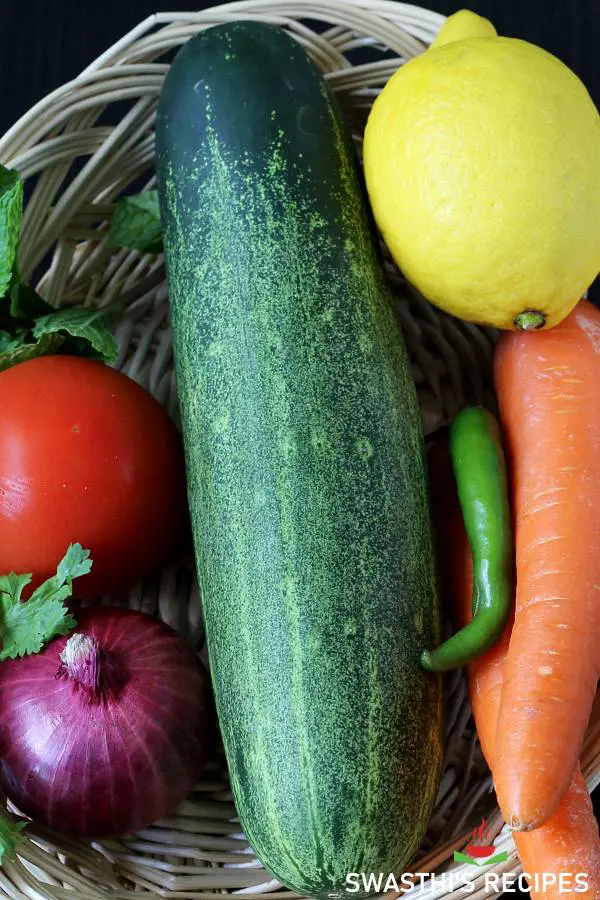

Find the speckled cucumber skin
[[156, 22, 442, 899]]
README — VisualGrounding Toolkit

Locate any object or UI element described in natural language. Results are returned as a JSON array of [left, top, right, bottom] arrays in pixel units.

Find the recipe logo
[[453, 817, 508, 866], [344, 872, 591, 895], [346, 816, 588, 893]]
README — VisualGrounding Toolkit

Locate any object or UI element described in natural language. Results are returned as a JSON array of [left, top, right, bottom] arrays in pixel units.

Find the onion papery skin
[[0, 607, 210, 838]]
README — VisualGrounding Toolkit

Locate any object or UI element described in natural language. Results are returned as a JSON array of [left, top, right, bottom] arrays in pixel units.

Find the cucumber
[[156, 22, 442, 899]]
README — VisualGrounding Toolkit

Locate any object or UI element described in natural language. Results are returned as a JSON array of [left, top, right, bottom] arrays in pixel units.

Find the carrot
[[429, 440, 600, 898], [464, 573, 600, 899], [493, 299, 600, 831]]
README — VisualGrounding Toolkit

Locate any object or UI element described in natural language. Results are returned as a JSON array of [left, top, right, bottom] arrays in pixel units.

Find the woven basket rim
[[0, 3, 598, 899]]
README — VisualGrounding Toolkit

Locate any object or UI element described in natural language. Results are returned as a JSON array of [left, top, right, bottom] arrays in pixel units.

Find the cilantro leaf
[[32, 304, 119, 364], [56, 543, 93, 584], [0, 815, 26, 862], [0, 544, 91, 661], [107, 191, 163, 254], [0, 166, 23, 301]]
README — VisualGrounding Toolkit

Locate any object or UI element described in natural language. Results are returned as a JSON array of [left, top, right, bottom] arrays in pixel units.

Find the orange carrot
[[460, 569, 600, 898], [429, 440, 600, 898], [493, 299, 600, 831]]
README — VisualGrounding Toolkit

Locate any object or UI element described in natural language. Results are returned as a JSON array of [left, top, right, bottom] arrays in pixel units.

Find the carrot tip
[[507, 818, 538, 833]]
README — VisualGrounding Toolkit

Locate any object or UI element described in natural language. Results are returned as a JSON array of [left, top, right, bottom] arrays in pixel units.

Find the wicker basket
[[0, 3, 599, 898]]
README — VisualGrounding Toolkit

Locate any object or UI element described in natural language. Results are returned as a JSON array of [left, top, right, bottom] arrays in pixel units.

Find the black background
[[0, 0, 598, 879]]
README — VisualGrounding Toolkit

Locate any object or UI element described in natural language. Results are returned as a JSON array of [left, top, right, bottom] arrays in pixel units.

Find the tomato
[[0, 356, 187, 597]]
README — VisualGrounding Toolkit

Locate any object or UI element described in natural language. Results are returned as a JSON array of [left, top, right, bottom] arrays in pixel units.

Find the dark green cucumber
[[156, 22, 442, 899]]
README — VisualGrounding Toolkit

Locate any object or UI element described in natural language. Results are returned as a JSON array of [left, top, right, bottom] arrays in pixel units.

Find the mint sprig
[[0, 164, 118, 371]]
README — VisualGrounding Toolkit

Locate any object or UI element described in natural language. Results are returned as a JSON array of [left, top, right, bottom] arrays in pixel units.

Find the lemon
[[363, 11, 600, 330]]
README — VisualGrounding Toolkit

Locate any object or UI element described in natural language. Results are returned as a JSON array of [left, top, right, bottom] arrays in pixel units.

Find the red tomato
[[0, 356, 187, 597]]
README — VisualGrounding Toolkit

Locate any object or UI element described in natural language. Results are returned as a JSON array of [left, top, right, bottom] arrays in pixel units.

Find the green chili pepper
[[421, 406, 513, 673]]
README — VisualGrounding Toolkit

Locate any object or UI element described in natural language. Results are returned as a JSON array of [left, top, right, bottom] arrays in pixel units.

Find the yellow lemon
[[363, 11, 600, 330]]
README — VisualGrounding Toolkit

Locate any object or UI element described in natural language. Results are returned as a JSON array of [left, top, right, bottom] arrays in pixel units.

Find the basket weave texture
[[0, 3, 599, 899]]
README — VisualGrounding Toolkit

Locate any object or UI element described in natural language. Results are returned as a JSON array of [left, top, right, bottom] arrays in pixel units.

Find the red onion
[[0, 607, 210, 838]]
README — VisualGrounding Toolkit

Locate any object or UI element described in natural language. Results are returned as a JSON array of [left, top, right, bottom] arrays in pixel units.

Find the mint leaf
[[0, 330, 26, 353], [0, 331, 65, 371], [32, 305, 119, 364], [8, 257, 21, 317], [0, 816, 26, 862], [3, 258, 50, 322], [0, 166, 23, 301], [10, 281, 53, 320], [0, 303, 117, 371], [0, 543, 91, 661], [0, 332, 65, 372], [107, 191, 163, 253]]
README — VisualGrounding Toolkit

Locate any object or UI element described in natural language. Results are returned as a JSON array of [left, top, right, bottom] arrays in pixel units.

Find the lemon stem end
[[514, 310, 546, 331]]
